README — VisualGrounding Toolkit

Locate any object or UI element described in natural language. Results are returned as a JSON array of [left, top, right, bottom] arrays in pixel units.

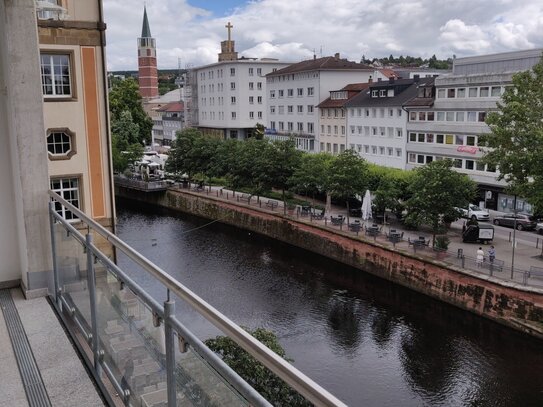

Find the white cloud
[[103, 0, 543, 71]]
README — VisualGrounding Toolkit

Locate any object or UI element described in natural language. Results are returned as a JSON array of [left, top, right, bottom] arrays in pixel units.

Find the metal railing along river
[[48, 191, 346, 407]]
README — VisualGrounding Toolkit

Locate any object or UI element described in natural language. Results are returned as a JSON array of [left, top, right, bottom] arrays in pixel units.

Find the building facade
[[346, 78, 428, 169], [265, 54, 379, 152], [0, 0, 115, 294], [405, 49, 543, 210], [317, 83, 369, 155], [190, 23, 289, 139]]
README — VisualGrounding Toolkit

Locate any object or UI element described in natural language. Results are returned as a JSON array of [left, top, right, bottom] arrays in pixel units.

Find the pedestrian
[[488, 245, 496, 263], [476, 247, 484, 267]]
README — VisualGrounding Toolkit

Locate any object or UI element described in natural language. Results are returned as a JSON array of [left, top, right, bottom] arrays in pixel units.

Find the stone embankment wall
[[116, 186, 543, 339]]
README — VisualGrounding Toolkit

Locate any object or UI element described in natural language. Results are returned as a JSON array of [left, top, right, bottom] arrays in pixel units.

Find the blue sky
[[103, 0, 543, 71], [188, 0, 247, 16]]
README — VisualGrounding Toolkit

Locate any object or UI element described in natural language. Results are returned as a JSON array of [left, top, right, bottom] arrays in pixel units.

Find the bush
[[434, 235, 450, 250]]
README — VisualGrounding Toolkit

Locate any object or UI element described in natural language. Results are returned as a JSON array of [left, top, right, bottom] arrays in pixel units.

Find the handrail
[[49, 190, 347, 407]]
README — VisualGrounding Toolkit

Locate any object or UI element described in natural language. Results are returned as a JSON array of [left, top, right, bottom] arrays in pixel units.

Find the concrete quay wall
[[116, 186, 543, 339]]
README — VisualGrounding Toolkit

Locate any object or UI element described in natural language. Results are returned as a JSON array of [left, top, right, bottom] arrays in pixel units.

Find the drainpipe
[[97, 0, 117, 236]]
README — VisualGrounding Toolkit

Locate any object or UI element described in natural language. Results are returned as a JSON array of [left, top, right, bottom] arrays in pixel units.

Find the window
[[350, 126, 355, 134], [427, 112, 434, 121], [278, 105, 284, 114], [288, 122, 293, 131], [478, 112, 487, 122], [396, 148, 402, 157], [334, 125, 338, 135], [446, 112, 455, 121], [287, 105, 293, 113], [397, 109, 402, 117], [476, 161, 485, 171], [479, 87, 489, 97], [287, 89, 293, 97], [257, 68, 262, 76], [249, 96, 254, 104], [372, 146, 377, 154], [297, 88, 303, 96], [270, 121, 276, 130], [307, 105, 314, 113], [437, 89, 446, 98], [40, 54, 72, 97], [437, 112, 445, 121], [230, 68, 236, 76], [453, 159, 462, 168], [257, 96, 262, 104], [258, 111, 262, 119], [467, 111, 477, 122], [380, 147, 385, 155], [230, 82, 236, 90], [388, 147, 393, 156], [456, 112, 465, 122], [321, 125, 325, 133], [426, 133, 434, 143], [278, 90, 284, 98], [418, 112, 426, 121], [231, 96, 236, 104], [257, 82, 262, 90], [320, 142, 325, 151], [445, 134, 454, 144], [51, 177, 80, 220], [491, 86, 501, 97], [418, 133, 425, 143], [364, 145, 369, 153], [307, 87, 314, 96], [249, 82, 254, 90], [379, 90, 386, 97], [447, 88, 455, 98], [249, 68, 254, 76], [396, 128, 403, 138], [279, 121, 284, 130], [465, 160, 474, 170], [457, 88, 466, 98], [249, 111, 254, 119], [372, 90, 378, 97], [410, 112, 417, 121], [466, 136, 476, 146], [232, 112, 237, 119], [468, 87, 478, 97], [341, 126, 345, 135], [270, 90, 276, 98], [436, 134, 444, 144], [297, 122, 303, 131], [389, 109, 394, 117], [297, 105, 303, 113], [307, 122, 314, 133], [417, 155, 424, 164], [327, 125, 331, 134], [379, 108, 385, 118], [408, 153, 416, 163], [47, 130, 75, 158]]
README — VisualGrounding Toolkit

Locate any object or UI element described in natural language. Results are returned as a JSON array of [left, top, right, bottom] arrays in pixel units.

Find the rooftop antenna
[[312, 48, 316, 60], [319, 46, 323, 58]]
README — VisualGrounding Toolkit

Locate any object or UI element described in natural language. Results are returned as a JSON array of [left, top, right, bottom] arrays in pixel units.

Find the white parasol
[[361, 190, 372, 221]]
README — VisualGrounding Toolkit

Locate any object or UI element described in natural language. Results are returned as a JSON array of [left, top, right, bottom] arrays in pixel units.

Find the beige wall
[[318, 108, 347, 154]]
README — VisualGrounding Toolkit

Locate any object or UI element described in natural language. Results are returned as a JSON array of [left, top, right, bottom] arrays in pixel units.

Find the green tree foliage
[[480, 56, 543, 211], [205, 328, 310, 406], [165, 128, 219, 179], [404, 160, 476, 241], [110, 110, 144, 172], [367, 164, 414, 218], [266, 139, 302, 205], [289, 152, 334, 210], [109, 78, 153, 144]]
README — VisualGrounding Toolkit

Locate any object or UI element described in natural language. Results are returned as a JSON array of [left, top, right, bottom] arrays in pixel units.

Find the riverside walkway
[[175, 183, 543, 290]]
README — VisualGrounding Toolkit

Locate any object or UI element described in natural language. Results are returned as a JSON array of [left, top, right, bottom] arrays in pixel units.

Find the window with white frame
[[249, 68, 254, 76], [230, 68, 236, 76], [297, 88, 303, 96], [257, 96, 262, 104], [257, 68, 262, 76], [287, 105, 293, 113], [249, 82, 254, 90], [47, 129, 75, 158], [258, 111, 262, 119], [257, 82, 262, 90], [297, 122, 303, 131], [278, 89, 284, 97], [50, 177, 80, 220], [249, 111, 254, 119], [231, 112, 236, 119], [249, 96, 254, 104], [270, 106, 276, 114], [270, 90, 276, 98], [307, 105, 314, 114], [297, 105, 303, 113], [40, 53, 72, 97], [287, 89, 293, 97], [307, 87, 314, 96], [307, 122, 314, 133], [230, 82, 236, 90]]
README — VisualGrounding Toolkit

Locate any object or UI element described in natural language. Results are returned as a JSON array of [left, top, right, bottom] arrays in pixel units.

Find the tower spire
[[141, 5, 152, 38]]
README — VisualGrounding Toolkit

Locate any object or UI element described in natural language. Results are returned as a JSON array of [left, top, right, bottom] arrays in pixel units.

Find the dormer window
[[379, 90, 386, 97], [371, 90, 378, 97]]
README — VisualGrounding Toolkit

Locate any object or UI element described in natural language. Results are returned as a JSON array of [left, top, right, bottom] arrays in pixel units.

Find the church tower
[[137, 6, 158, 99], [218, 22, 238, 62]]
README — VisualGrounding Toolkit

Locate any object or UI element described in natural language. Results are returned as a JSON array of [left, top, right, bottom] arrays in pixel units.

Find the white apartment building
[[189, 23, 289, 139], [317, 83, 369, 155], [405, 48, 543, 211], [265, 54, 381, 152], [194, 59, 289, 139], [345, 78, 426, 169]]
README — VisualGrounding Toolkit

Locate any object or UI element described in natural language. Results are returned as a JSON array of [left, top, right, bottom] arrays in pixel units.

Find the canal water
[[115, 202, 543, 406]]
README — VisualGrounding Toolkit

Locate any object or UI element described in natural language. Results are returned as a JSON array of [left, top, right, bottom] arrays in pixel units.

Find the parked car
[[492, 213, 537, 230], [536, 222, 543, 234], [454, 204, 490, 221]]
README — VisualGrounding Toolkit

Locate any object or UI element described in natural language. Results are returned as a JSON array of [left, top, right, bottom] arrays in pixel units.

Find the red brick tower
[[137, 6, 158, 99]]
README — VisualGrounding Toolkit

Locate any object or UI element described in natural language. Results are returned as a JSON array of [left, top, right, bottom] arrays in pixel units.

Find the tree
[[289, 152, 333, 211], [109, 78, 153, 144], [404, 160, 476, 243], [328, 150, 369, 218], [205, 328, 310, 406], [480, 56, 543, 211], [266, 139, 302, 211]]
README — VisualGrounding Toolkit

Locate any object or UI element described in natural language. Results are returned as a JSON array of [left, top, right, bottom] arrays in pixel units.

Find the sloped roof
[[403, 77, 436, 108], [267, 56, 373, 76], [157, 101, 184, 112], [345, 78, 434, 108], [141, 6, 152, 38], [317, 82, 371, 108], [378, 68, 398, 78]]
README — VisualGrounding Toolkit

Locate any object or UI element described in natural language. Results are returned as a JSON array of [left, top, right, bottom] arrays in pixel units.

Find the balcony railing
[[48, 190, 346, 407]]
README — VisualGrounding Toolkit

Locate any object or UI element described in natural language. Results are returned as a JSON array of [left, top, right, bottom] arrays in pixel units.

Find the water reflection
[[116, 201, 543, 406]]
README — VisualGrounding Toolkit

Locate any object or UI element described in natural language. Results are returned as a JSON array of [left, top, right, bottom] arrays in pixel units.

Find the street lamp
[[511, 194, 517, 279]]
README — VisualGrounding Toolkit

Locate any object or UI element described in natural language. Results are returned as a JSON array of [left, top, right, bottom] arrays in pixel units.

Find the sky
[[103, 0, 543, 71]]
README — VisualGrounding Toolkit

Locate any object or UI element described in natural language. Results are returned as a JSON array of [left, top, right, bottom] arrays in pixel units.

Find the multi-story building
[[405, 49, 543, 211], [265, 54, 379, 152], [316, 83, 370, 154], [1, 0, 115, 295], [191, 23, 289, 139], [346, 78, 429, 169], [157, 101, 184, 146]]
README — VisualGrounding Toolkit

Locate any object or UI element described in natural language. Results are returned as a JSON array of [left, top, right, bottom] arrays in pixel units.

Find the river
[[115, 201, 543, 406]]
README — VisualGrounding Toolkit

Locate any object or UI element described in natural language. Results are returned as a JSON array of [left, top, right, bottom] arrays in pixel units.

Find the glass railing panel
[[171, 332, 249, 406], [53, 221, 93, 334], [94, 262, 168, 407]]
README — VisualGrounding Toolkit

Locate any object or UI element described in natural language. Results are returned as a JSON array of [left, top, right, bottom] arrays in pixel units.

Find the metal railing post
[[164, 300, 176, 407], [48, 201, 61, 308], [86, 233, 102, 377]]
